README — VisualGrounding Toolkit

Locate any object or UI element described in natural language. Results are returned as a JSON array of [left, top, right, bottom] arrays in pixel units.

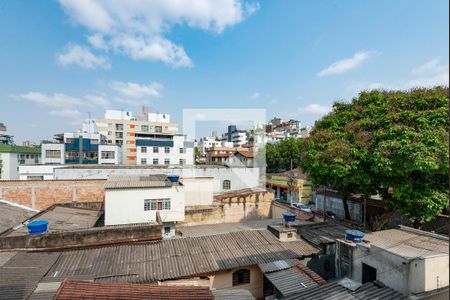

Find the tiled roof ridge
[[296, 262, 327, 285]]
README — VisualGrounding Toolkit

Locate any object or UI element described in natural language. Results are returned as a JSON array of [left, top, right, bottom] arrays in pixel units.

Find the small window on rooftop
[[223, 180, 231, 190], [232, 269, 250, 286]]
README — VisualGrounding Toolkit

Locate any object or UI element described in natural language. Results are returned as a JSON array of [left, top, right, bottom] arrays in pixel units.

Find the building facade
[[94, 110, 179, 165], [135, 134, 194, 166], [0, 145, 41, 180]]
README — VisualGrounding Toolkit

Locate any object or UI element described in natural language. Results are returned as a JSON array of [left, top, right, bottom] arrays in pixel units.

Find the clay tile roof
[[296, 262, 327, 285], [54, 279, 215, 300], [235, 151, 254, 158]]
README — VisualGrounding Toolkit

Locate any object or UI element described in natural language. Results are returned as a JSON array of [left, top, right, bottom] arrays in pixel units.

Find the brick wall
[[0, 180, 105, 210]]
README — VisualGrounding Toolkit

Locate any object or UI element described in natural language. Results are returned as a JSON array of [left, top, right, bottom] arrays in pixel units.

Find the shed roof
[[212, 289, 255, 300], [44, 230, 319, 283], [54, 279, 214, 300], [105, 174, 179, 189], [0, 201, 37, 234], [282, 278, 408, 299], [364, 226, 449, 259]]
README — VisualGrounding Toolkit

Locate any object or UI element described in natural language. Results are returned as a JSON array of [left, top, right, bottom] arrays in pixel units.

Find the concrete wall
[[208, 265, 264, 299], [422, 255, 449, 293], [0, 180, 105, 210], [98, 145, 122, 164], [41, 143, 65, 164], [314, 194, 362, 222], [51, 166, 260, 194], [19, 165, 63, 180], [181, 177, 214, 206], [0, 153, 18, 180], [105, 186, 185, 226], [182, 190, 273, 226], [0, 223, 162, 250]]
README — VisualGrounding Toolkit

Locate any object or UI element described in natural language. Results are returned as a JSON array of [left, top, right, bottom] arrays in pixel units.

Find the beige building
[[93, 110, 179, 165]]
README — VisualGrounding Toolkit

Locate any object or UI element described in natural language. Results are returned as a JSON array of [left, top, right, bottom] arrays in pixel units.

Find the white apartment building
[[136, 135, 194, 166], [94, 110, 179, 165], [104, 175, 185, 237], [197, 136, 233, 156], [0, 145, 41, 180], [41, 132, 121, 165]]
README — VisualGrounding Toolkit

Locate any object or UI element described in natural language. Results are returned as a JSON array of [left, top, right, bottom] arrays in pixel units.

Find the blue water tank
[[345, 229, 365, 243], [167, 175, 180, 183], [282, 212, 297, 223], [27, 220, 48, 235]]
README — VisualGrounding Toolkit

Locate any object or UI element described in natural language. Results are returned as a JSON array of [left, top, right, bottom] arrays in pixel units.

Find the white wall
[[98, 145, 122, 164], [105, 186, 185, 226], [18, 164, 62, 180], [41, 144, 65, 164], [181, 178, 214, 206], [105, 110, 133, 120], [148, 113, 170, 123], [0, 153, 18, 180], [136, 135, 194, 166]]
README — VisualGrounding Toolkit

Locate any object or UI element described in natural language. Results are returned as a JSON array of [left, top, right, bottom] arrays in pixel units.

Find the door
[[362, 263, 377, 283]]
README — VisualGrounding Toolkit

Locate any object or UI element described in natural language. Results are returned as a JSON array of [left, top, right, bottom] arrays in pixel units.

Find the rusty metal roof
[[44, 230, 319, 283], [54, 279, 214, 300], [105, 174, 179, 189]]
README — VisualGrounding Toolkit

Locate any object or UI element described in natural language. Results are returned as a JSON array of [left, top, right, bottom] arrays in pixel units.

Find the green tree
[[265, 138, 305, 173], [301, 87, 449, 226]]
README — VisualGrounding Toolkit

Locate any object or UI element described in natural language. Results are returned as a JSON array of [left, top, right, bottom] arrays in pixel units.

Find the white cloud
[[58, 0, 259, 67], [84, 95, 110, 106], [49, 109, 82, 119], [411, 58, 448, 75], [87, 34, 108, 50], [110, 81, 163, 98], [14, 92, 84, 108], [298, 104, 331, 115], [250, 92, 260, 100], [318, 51, 377, 77], [57, 44, 110, 69]]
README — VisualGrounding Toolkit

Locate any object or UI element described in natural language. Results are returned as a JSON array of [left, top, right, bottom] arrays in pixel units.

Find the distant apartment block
[[41, 132, 122, 165], [0, 145, 41, 180], [136, 134, 194, 166], [222, 125, 249, 147], [94, 110, 180, 165], [0, 122, 13, 145], [197, 135, 233, 156]]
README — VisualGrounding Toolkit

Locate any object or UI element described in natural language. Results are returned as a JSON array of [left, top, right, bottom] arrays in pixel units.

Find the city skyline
[[1, 0, 449, 143]]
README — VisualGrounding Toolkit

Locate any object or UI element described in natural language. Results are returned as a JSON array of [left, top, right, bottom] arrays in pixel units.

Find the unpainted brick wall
[[0, 180, 105, 210]]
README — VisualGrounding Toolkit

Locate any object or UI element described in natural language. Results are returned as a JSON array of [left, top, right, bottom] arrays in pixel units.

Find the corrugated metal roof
[[105, 174, 179, 189], [265, 267, 318, 296], [282, 279, 408, 300], [54, 279, 215, 300], [298, 222, 351, 246], [364, 227, 449, 259], [212, 288, 255, 300], [0, 252, 60, 300], [258, 259, 299, 273], [44, 230, 319, 284]]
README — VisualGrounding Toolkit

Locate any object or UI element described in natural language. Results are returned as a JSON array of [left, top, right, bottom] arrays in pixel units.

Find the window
[[179, 159, 186, 166], [45, 150, 61, 158], [101, 151, 115, 159], [115, 132, 123, 138], [141, 147, 147, 153], [141, 158, 147, 165], [144, 199, 171, 211], [232, 269, 250, 286], [223, 180, 231, 190], [115, 140, 123, 145], [164, 147, 170, 153], [164, 226, 171, 235], [164, 159, 170, 165], [179, 147, 184, 154], [153, 147, 159, 153], [153, 158, 159, 164], [115, 124, 124, 131], [155, 126, 162, 133], [141, 125, 149, 132], [108, 131, 112, 136]]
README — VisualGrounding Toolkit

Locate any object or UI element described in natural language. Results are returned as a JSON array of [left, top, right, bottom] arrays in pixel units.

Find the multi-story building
[[221, 125, 249, 147], [94, 110, 179, 165], [0, 145, 41, 180], [0, 122, 13, 145], [41, 132, 122, 165], [136, 134, 194, 166], [197, 135, 233, 156]]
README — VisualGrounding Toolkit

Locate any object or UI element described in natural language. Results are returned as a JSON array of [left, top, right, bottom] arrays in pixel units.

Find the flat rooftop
[[2, 205, 101, 237], [105, 174, 181, 189], [363, 226, 449, 259]]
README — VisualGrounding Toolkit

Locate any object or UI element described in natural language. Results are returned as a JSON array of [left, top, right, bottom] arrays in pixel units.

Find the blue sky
[[0, 0, 448, 142]]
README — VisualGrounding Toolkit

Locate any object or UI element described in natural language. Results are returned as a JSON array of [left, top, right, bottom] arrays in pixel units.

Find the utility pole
[[287, 158, 294, 206]]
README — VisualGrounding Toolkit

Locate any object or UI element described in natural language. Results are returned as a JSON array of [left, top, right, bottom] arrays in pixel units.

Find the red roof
[[235, 150, 255, 158], [296, 263, 327, 285], [54, 279, 215, 300]]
